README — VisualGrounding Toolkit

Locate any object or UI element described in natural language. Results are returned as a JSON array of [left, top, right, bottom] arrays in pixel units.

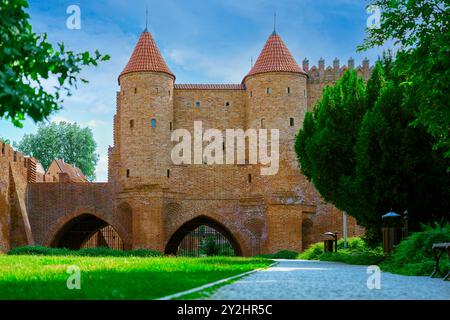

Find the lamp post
[[381, 210, 402, 253], [343, 211, 347, 249]]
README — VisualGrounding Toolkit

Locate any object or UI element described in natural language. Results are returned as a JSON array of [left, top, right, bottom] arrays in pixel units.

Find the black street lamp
[[381, 210, 403, 253]]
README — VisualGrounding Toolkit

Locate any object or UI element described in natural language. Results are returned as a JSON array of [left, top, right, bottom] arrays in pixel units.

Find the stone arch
[[302, 218, 314, 250], [164, 215, 243, 256], [44, 208, 130, 249], [117, 202, 132, 214], [164, 202, 182, 216]]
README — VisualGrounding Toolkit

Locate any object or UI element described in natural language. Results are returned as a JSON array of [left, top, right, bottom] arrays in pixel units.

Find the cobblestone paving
[[209, 259, 450, 300]]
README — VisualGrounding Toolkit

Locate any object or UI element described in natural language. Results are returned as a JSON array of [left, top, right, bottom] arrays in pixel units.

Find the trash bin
[[324, 239, 334, 252], [323, 231, 338, 252], [381, 211, 403, 253]]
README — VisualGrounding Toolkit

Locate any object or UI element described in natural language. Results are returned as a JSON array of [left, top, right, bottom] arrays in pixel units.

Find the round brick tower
[[243, 31, 308, 195], [116, 30, 175, 188]]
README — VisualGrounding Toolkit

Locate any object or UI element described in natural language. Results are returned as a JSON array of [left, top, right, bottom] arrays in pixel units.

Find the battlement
[[0, 141, 42, 183], [1, 141, 28, 167], [303, 57, 373, 83], [174, 84, 246, 90]]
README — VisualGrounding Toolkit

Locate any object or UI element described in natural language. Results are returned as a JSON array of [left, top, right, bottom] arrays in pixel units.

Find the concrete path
[[208, 259, 450, 300]]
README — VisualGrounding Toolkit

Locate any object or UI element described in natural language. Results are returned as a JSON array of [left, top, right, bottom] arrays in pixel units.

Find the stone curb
[[157, 262, 278, 300]]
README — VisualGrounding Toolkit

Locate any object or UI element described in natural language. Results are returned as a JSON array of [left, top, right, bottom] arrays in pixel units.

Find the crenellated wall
[[304, 58, 372, 111]]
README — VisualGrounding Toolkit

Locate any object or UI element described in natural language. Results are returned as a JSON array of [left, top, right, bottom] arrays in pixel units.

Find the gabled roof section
[[119, 31, 174, 82], [243, 32, 306, 82], [47, 159, 88, 183]]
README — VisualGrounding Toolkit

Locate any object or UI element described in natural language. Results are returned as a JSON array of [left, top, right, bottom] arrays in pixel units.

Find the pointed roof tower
[[119, 30, 174, 83], [243, 32, 306, 82]]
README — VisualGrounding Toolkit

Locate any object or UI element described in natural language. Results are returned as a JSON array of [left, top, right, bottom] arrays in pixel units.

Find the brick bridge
[[0, 141, 363, 256]]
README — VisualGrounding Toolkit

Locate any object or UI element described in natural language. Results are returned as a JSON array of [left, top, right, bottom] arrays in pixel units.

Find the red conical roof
[[243, 32, 305, 82], [119, 31, 174, 81]]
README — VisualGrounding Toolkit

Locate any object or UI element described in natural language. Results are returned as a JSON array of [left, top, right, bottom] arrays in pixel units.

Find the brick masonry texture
[[0, 30, 369, 255]]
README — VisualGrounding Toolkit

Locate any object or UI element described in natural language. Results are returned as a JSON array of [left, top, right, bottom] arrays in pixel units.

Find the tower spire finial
[[273, 11, 277, 35], [145, 6, 148, 31]]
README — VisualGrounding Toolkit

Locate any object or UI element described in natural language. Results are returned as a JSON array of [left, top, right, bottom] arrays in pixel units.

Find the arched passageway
[[165, 216, 242, 256], [51, 214, 124, 250], [302, 219, 314, 250]]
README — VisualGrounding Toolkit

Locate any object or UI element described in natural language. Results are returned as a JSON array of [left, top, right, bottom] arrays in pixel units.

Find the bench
[[431, 243, 450, 281]]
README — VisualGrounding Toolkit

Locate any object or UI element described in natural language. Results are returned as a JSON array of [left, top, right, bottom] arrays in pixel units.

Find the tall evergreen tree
[[295, 70, 367, 210], [296, 59, 450, 244]]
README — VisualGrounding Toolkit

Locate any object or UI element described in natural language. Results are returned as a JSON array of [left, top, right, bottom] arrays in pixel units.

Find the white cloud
[[166, 48, 187, 65], [86, 120, 106, 128], [95, 153, 108, 182], [166, 45, 257, 83], [50, 115, 71, 124]]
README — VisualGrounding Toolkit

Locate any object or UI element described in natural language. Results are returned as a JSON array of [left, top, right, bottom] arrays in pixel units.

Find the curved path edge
[[157, 262, 277, 300]]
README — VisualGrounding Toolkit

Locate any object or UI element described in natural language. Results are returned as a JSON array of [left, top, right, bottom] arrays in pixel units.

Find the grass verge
[[0, 255, 271, 300]]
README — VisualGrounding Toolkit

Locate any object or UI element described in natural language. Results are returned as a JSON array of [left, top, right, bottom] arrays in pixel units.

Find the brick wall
[[0, 142, 38, 252], [26, 182, 132, 248]]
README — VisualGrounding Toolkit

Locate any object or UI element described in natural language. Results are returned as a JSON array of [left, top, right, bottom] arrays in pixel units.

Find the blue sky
[[0, 0, 391, 181]]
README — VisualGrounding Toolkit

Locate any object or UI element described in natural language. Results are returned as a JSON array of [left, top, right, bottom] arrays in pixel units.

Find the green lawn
[[0, 255, 271, 300]]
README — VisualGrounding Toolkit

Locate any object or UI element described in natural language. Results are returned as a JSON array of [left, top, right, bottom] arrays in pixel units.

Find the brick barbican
[[0, 28, 369, 255]]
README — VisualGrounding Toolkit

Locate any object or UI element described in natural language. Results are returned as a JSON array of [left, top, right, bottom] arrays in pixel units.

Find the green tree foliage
[[0, 0, 110, 127], [359, 0, 450, 158], [295, 70, 368, 211], [15, 122, 99, 181], [295, 60, 450, 245], [200, 237, 220, 256]]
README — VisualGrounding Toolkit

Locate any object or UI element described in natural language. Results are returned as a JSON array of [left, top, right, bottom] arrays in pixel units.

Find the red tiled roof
[[174, 84, 245, 90], [119, 31, 174, 81], [55, 159, 88, 182], [243, 32, 306, 82]]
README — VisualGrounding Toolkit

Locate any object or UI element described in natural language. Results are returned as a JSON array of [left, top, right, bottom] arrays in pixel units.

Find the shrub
[[128, 248, 162, 257], [200, 237, 220, 256], [319, 248, 385, 265], [300, 225, 450, 276], [381, 222, 450, 276], [217, 242, 235, 256], [77, 247, 124, 257], [298, 237, 385, 265], [8, 246, 162, 257], [7, 246, 70, 256], [298, 242, 324, 260], [256, 250, 299, 259]]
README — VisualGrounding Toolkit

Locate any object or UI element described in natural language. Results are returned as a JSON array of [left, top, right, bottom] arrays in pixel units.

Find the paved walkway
[[208, 259, 450, 300]]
